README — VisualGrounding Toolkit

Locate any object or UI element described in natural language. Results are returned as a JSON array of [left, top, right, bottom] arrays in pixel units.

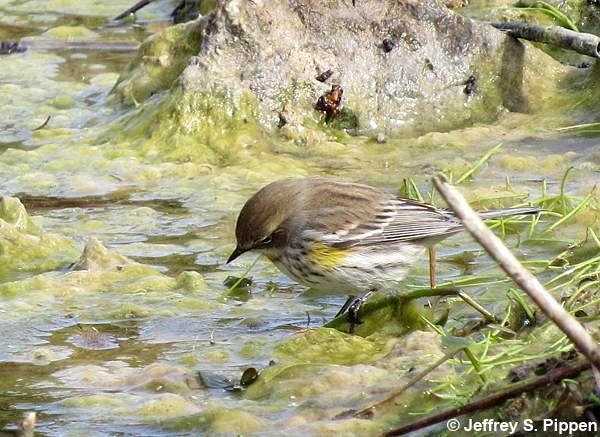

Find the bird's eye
[[258, 236, 272, 246]]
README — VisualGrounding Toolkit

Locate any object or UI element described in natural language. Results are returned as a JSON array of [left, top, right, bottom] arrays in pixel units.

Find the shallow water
[[1, 1, 599, 436]]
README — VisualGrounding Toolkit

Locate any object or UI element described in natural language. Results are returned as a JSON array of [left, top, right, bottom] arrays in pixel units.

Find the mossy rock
[[113, 20, 203, 105], [0, 196, 79, 279]]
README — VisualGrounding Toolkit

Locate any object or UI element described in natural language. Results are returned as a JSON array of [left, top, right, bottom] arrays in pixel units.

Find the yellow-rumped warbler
[[227, 177, 539, 323]]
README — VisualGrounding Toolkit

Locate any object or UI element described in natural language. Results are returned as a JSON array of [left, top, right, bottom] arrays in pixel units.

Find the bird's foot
[[346, 292, 373, 333], [335, 295, 356, 318]]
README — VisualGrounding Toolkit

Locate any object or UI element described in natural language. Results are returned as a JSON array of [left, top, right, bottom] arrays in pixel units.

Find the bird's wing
[[354, 198, 463, 245], [299, 179, 462, 247]]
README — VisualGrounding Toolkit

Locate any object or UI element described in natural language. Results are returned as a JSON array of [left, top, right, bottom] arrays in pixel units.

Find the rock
[[0, 412, 35, 437], [114, 0, 581, 150], [72, 237, 131, 271], [376, 132, 387, 144], [0, 196, 38, 233], [0, 197, 80, 276], [180, 0, 522, 133]]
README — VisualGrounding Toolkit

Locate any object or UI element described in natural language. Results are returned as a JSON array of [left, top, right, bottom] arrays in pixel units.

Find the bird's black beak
[[227, 246, 247, 263]]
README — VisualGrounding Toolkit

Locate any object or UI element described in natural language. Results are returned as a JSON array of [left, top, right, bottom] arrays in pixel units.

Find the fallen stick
[[32, 115, 51, 131], [349, 347, 465, 419], [491, 22, 600, 58], [381, 360, 591, 436], [114, 0, 155, 20], [432, 175, 600, 371]]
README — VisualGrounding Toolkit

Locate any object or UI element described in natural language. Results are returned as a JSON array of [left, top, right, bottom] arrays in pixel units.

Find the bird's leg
[[336, 295, 356, 318], [428, 246, 441, 310], [429, 246, 437, 289], [347, 291, 374, 333]]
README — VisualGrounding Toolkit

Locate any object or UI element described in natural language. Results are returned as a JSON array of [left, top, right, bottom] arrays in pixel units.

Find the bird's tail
[[476, 206, 542, 220]]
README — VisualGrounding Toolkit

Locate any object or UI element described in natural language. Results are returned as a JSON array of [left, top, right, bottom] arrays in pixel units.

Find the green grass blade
[[546, 192, 593, 233], [455, 143, 503, 184]]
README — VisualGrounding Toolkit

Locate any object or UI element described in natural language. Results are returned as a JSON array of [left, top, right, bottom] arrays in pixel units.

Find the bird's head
[[227, 179, 305, 263]]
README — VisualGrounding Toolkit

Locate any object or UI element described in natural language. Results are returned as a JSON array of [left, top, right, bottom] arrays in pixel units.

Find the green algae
[[61, 393, 200, 419], [60, 393, 139, 408], [118, 394, 200, 418], [163, 408, 264, 433], [175, 270, 206, 291], [43, 26, 98, 40], [324, 295, 431, 337], [113, 20, 203, 105], [274, 328, 393, 365], [109, 86, 267, 165], [0, 197, 79, 280]]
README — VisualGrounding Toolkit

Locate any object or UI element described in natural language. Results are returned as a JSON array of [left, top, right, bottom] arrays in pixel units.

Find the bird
[[227, 177, 540, 330]]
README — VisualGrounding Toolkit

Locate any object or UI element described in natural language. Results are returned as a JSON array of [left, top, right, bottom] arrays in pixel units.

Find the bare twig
[[457, 290, 497, 323], [491, 22, 600, 58], [432, 175, 600, 375], [349, 347, 465, 419], [381, 360, 591, 436], [114, 0, 155, 20], [32, 115, 51, 131]]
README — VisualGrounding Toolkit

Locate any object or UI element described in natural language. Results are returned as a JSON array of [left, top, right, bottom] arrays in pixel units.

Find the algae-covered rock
[[0, 196, 79, 278], [163, 408, 264, 433], [325, 295, 431, 337], [115, 0, 581, 142], [113, 20, 203, 104], [0, 196, 39, 233], [0, 236, 208, 311], [175, 270, 207, 292], [43, 26, 98, 40], [243, 329, 450, 420], [274, 328, 392, 365], [73, 237, 131, 271]]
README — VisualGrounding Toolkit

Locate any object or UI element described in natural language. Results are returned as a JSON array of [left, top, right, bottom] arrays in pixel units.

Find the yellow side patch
[[308, 242, 352, 271]]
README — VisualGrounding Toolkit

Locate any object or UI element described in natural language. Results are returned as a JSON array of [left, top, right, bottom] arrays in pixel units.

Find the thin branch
[[32, 115, 51, 131], [491, 22, 600, 58], [348, 347, 465, 419], [432, 175, 600, 372], [114, 0, 155, 20], [381, 360, 591, 436]]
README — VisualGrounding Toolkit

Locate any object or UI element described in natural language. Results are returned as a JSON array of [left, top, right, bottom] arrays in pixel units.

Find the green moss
[[199, 0, 218, 15], [238, 338, 268, 359], [326, 108, 360, 131], [325, 295, 431, 337], [113, 21, 203, 104], [48, 96, 76, 109], [243, 362, 331, 400], [99, 303, 154, 319], [116, 393, 199, 418], [98, 274, 176, 293], [0, 197, 79, 280], [174, 298, 216, 310], [43, 25, 98, 39], [107, 86, 266, 165], [60, 393, 138, 408], [274, 328, 392, 365], [497, 153, 574, 174], [175, 271, 206, 292], [163, 409, 264, 433], [204, 349, 230, 362]]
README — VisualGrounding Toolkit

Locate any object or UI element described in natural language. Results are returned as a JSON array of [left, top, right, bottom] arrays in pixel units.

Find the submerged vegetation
[[1, 0, 600, 436]]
